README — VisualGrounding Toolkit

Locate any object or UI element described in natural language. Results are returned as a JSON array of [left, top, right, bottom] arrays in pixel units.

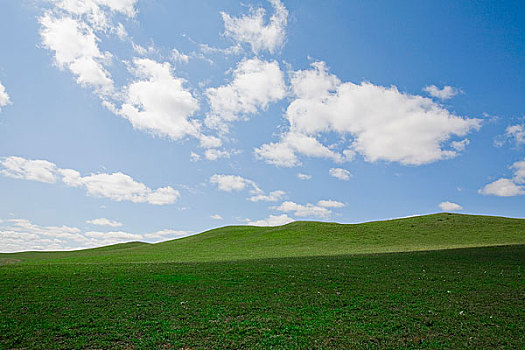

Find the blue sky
[[0, 0, 523, 252]]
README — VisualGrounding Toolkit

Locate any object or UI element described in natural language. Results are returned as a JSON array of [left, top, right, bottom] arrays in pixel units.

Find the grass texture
[[0, 213, 523, 349]]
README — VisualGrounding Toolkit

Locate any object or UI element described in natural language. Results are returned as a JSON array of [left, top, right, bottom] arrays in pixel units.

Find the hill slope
[[3, 213, 524, 264]]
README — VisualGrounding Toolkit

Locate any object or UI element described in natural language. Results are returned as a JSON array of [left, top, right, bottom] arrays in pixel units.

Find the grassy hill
[[1, 213, 524, 349], [3, 213, 525, 264]]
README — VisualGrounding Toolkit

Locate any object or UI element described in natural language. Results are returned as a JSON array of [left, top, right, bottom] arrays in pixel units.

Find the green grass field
[[1, 213, 524, 349]]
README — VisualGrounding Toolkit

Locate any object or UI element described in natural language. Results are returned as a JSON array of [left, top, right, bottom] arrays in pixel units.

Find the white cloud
[[297, 173, 312, 180], [0, 216, 192, 252], [0, 81, 10, 110], [86, 217, 123, 227], [255, 139, 301, 167], [199, 42, 243, 56], [479, 178, 524, 197], [247, 214, 294, 226], [85, 230, 142, 240], [211, 214, 223, 220], [118, 58, 200, 140], [54, 0, 137, 28], [143, 229, 189, 239], [255, 132, 344, 167], [205, 58, 286, 132], [479, 159, 525, 197], [199, 134, 222, 148], [39, 12, 114, 93], [256, 62, 481, 167], [0, 218, 87, 252], [273, 201, 331, 218], [204, 149, 232, 161], [0, 156, 179, 205], [210, 174, 286, 203], [438, 201, 463, 212], [423, 85, 460, 100], [221, 0, 288, 54], [317, 200, 345, 208], [210, 174, 256, 192], [451, 139, 470, 152], [1, 156, 58, 183], [329, 168, 351, 181], [172, 48, 190, 64], [75, 172, 179, 204], [247, 190, 286, 202], [505, 124, 525, 145], [512, 160, 525, 183], [7, 218, 82, 239], [39, 2, 220, 149], [190, 152, 201, 162]]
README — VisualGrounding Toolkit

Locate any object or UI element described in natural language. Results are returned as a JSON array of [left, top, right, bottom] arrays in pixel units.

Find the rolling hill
[[1, 213, 524, 348], [3, 213, 524, 264]]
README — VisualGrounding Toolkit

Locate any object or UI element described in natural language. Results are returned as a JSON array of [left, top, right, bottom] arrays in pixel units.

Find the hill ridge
[[2, 212, 524, 265]]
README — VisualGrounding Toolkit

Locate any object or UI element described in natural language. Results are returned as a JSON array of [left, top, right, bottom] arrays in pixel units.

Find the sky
[[0, 0, 523, 252]]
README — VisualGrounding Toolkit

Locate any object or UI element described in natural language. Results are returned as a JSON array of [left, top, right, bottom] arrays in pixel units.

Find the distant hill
[[2, 213, 524, 264]]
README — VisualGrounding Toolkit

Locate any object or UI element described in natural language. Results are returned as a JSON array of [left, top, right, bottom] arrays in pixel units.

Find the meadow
[[0, 213, 524, 349]]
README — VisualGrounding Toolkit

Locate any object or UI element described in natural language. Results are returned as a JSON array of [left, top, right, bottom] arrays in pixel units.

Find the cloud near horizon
[[272, 200, 345, 219], [247, 214, 294, 226], [0, 217, 190, 253], [438, 201, 463, 212]]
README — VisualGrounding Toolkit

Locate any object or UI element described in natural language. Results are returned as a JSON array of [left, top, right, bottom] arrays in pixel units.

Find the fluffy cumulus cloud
[[210, 214, 223, 220], [423, 85, 460, 100], [438, 201, 463, 212], [0, 81, 10, 110], [0, 217, 189, 252], [38, 0, 138, 94], [256, 62, 481, 167], [255, 132, 350, 167], [205, 58, 286, 132], [0, 156, 179, 205], [247, 214, 294, 227], [479, 160, 525, 197], [38, 1, 222, 153], [329, 168, 351, 181], [221, 0, 288, 54], [0, 156, 58, 183], [61, 170, 180, 204], [86, 217, 123, 227], [118, 58, 200, 140]]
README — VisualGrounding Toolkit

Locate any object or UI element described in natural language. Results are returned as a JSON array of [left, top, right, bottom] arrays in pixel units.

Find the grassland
[[3, 213, 525, 265], [0, 213, 524, 349]]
